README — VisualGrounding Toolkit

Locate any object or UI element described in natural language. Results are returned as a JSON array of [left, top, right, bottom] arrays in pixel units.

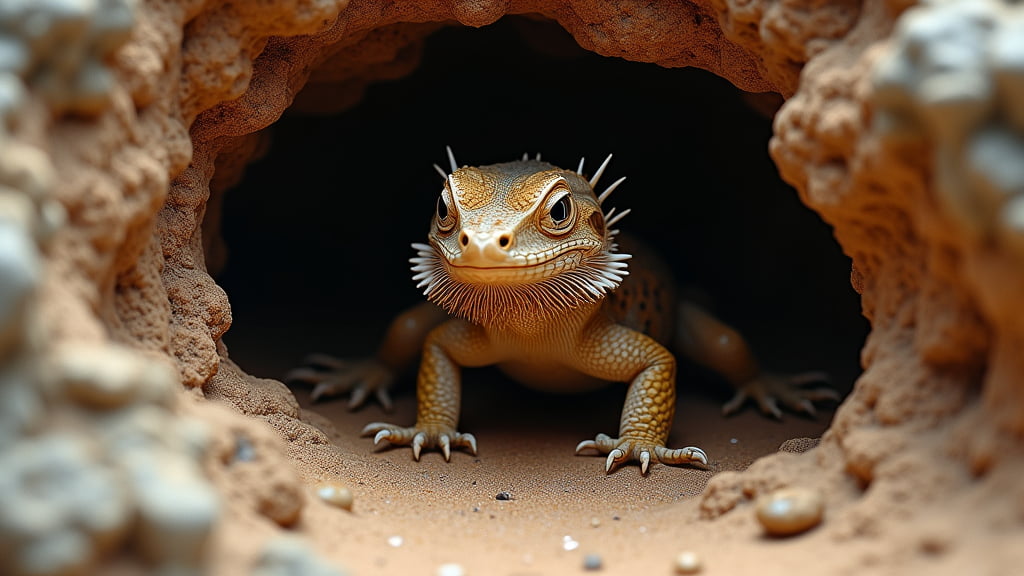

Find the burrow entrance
[[213, 17, 868, 456]]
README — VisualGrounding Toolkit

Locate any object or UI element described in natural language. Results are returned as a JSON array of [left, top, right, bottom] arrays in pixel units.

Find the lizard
[[287, 148, 838, 474]]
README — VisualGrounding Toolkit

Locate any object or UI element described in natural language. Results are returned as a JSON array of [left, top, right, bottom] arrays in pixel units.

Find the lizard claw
[[723, 371, 840, 420], [639, 450, 651, 475], [286, 354, 396, 411], [372, 429, 391, 445], [439, 434, 451, 461], [577, 433, 708, 474], [655, 445, 708, 467], [462, 432, 478, 455], [347, 384, 370, 410], [605, 449, 626, 472], [411, 432, 426, 461], [361, 422, 477, 461], [575, 432, 612, 455]]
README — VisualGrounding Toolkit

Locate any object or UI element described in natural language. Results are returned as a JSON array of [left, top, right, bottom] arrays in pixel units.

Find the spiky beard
[[409, 242, 631, 328]]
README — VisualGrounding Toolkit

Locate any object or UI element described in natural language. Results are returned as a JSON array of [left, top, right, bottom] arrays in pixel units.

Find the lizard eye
[[538, 188, 575, 236], [436, 187, 457, 234], [551, 196, 570, 223]]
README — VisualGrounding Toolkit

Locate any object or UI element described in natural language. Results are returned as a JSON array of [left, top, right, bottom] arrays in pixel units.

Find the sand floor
[[225, 327, 840, 576]]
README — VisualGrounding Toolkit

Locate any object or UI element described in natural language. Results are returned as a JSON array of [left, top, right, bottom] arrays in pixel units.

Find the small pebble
[[562, 535, 579, 551], [583, 554, 603, 571], [730, 438, 738, 444], [755, 487, 824, 536], [315, 482, 353, 511], [589, 517, 601, 528], [436, 563, 464, 576], [495, 491, 512, 501], [234, 435, 256, 462], [674, 551, 702, 574]]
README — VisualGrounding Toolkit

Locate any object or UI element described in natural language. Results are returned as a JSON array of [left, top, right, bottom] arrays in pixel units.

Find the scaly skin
[[288, 150, 838, 474]]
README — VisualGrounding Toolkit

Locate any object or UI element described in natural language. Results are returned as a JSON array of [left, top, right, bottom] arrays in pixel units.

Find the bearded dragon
[[288, 149, 837, 474]]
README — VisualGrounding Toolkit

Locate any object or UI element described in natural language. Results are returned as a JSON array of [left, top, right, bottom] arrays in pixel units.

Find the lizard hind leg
[[721, 370, 840, 419], [674, 301, 841, 419], [285, 353, 396, 411], [575, 433, 708, 475]]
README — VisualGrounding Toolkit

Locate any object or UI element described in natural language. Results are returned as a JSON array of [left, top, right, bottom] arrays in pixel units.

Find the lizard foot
[[361, 421, 478, 461], [575, 433, 708, 474], [722, 371, 840, 419], [285, 353, 395, 411]]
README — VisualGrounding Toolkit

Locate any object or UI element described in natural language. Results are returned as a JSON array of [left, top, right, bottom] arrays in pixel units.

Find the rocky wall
[[0, 0, 1021, 574]]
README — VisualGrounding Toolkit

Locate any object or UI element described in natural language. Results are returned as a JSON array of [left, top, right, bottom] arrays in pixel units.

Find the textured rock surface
[[761, 0, 1024, 571], [1, 0, 1022, 574]]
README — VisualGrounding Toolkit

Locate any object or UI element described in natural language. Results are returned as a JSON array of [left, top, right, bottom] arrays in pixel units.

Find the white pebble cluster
[[0, 37, 220, 569], [0, 342, 222, 576], [872, 0, 1024, 257], [0, 0, 135, 122]]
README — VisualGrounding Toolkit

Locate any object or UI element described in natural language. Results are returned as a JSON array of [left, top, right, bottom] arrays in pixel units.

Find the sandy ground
[[227, 329, 841, 576]]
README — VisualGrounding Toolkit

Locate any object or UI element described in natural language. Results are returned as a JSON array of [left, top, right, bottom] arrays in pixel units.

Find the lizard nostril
[[460, 231, 469, 247], [498, 233, 511, 249]]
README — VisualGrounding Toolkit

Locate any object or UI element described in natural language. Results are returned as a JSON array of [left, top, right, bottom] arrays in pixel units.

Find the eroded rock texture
[[755, 0, 1024, 571], [1, 0, 1022, 574]]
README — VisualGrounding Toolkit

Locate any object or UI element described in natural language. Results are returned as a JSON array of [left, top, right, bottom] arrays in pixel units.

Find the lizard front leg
[[362, 318, 494, 461], [574, 322, 708, 474]]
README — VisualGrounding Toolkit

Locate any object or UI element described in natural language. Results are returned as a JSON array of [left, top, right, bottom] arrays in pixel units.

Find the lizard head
[[410, 148, 632, 326]]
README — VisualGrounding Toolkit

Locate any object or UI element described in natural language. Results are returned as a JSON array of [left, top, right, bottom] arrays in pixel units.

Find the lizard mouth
[[446, 250, 587, 284]]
